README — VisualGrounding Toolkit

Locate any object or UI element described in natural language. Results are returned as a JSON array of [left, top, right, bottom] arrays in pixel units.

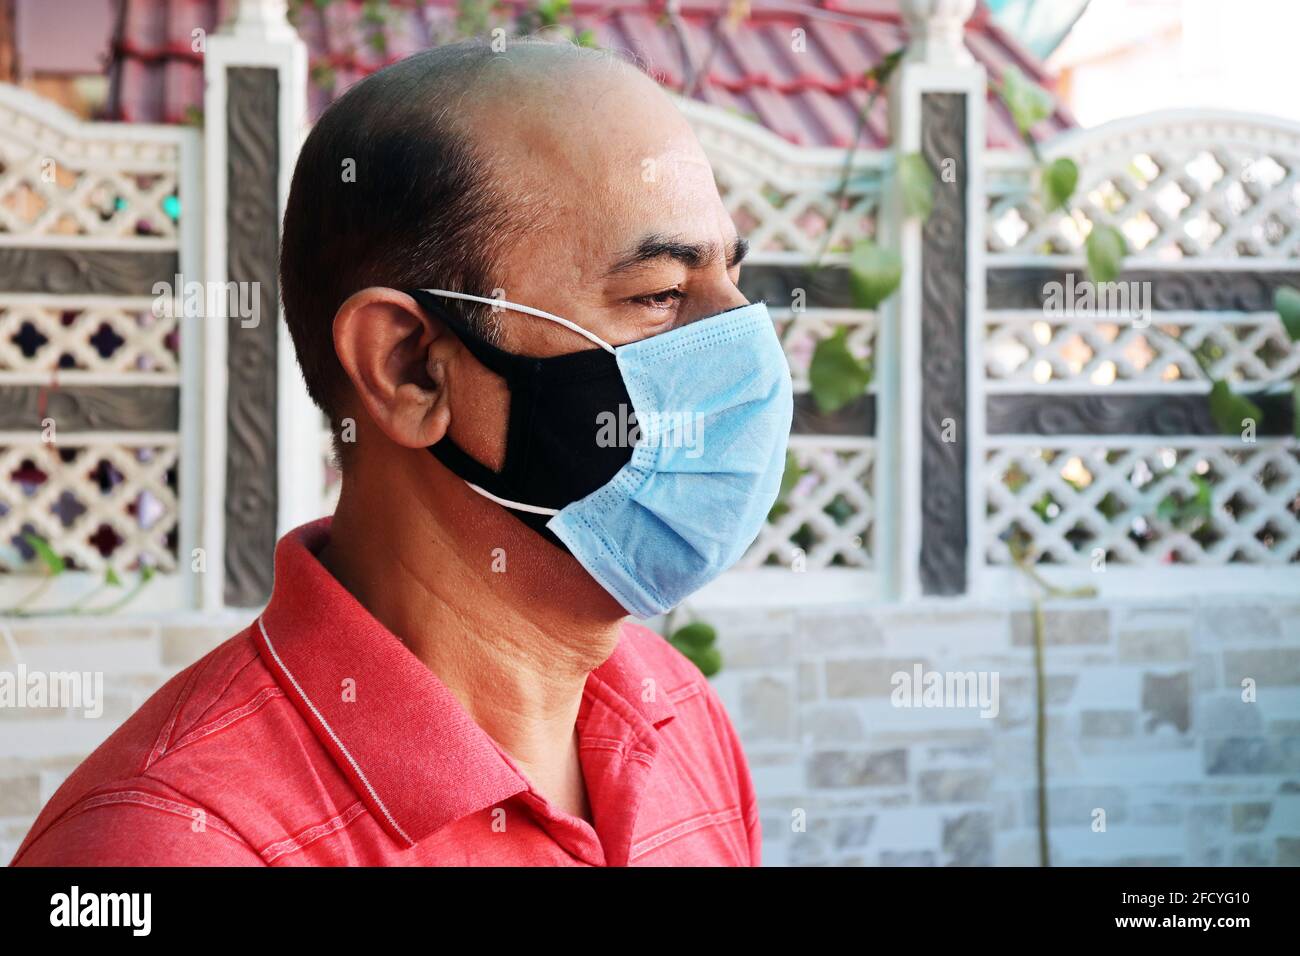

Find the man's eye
[[633, 288, 685, 309]]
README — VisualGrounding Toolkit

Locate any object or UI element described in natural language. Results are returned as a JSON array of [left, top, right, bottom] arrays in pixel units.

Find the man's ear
[[332, 287, 456, 450]]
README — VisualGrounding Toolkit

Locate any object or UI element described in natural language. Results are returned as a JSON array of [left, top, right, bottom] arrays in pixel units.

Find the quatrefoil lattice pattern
[[0, 443, 179, 574], [716, 161, 880, 259], [0, 89, 188, 578], [983, 112, 1300, 573], [0, 301, 178, 377]]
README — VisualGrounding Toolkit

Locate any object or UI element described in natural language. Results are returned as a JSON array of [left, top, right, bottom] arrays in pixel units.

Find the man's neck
[[317, 471, 622, 820]]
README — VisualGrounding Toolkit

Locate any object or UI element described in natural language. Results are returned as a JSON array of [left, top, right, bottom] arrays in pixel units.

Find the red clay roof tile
[[107, 0, 1073, 148]]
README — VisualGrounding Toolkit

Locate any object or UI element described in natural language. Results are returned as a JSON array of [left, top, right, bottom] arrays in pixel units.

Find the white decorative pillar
[[202, 0, 314, 609], [900, 0, 977, 66], [880, 0, 986, 600]]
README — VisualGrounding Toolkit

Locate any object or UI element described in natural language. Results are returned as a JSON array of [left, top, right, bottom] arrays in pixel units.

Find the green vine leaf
[[769, 450, 806, 521], [309, 62, 336, 90], [671, 621, 716, 650], [777, 450, 804, 499], [454, 0, 499, 35], [1275, 285, 1300, 342], [1085, 224, 1126, 284], [688, 646, 723, 677], [534, 0, 571, 27], [810, 326, 873, 414], [1156, 474, 1213, 529], [1041, 157, 1078, 212], [1294, 381, 1300, 441], [669, 621, 722, 677], [1207, 379, 1262, 436], [996, 65, 1054, 136], [22, 532, 65, 576], [898, 152, 935, 220], [865, 48, 904, 88], [104, 567, 123, 587], [847, 238, 902, 310]]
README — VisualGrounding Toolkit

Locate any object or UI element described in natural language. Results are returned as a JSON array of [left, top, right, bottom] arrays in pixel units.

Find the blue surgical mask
[[410, 288, 794, 618]]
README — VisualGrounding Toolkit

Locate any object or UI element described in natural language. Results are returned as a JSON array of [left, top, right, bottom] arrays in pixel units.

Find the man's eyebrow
[[603, 234, 750, 276]]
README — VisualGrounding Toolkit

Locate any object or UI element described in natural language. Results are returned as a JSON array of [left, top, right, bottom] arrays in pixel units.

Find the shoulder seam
[[12, 782, 263, 866], [143, 655, 210, 773], [144, 633, 261, 771], [190, 638, 262, 727], [260, 800, 368, 864], [163, 684, 287, 756]]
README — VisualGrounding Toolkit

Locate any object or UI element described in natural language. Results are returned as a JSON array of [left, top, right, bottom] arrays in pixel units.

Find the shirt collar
[[255, 517, 677, 847]]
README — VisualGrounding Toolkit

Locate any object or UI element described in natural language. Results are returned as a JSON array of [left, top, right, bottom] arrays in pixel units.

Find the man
[[12, 37, 792, 866]]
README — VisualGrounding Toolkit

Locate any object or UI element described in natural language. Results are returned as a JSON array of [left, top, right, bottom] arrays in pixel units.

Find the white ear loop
[[419, 288, 616, 354], [465, 482, 560, 517], [418, 287, 602, 518]]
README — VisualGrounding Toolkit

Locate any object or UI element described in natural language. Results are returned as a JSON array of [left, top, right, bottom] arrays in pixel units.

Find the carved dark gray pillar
[[224, 67, 280, 607], [918, 92, 969, 595]]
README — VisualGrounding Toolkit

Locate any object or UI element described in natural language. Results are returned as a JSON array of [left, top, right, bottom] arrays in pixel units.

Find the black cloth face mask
[[408, 288, 635, 551]]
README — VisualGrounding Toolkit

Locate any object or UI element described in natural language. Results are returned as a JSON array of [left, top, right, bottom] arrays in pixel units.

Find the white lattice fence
[[688, 101, 882, 590], [0, 87, 199, 603], [980, 110, 1300, 584], [0, 297, 178, 380], [985, 440, 1300, 566], [683, 98, 887, 264], [0, 441, 180, 574], [741, 436, 876, 570], [988, 111, 1300, 263], [984, 311, 1300, 390], [0, 113, 182, 245]]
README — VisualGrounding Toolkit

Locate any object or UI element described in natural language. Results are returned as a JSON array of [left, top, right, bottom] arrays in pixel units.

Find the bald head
[[283, 40, 611, 421], [282, 37, 742, 453]]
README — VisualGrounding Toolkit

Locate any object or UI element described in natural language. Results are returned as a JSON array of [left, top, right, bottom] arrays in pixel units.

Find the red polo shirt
[[11, 518, 760, 866]]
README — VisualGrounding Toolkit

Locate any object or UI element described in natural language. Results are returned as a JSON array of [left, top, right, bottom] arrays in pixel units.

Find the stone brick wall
[[700, 596, 1300, 866], [0, 614, 251, 865], [3, 597, 1297, 866]]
